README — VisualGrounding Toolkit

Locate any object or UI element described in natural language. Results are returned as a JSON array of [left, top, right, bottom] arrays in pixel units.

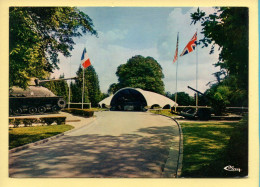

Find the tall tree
[[9, 7, 97, 89], [191, 7, 248, 109], [107, 83, 121, 94], [111, 55, 165, 95], [43, 74, 69, 101], [71, 65, 102, 107], [171, 92, 195, 106]]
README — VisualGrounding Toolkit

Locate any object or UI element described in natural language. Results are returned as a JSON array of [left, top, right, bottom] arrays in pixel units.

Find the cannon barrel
[[34, 77, 78, 86], [187, 86, 205, 96], [39, 76, 78, 82]]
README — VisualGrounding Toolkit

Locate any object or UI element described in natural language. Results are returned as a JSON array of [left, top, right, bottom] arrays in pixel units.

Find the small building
[[99, 87, 178, 111]]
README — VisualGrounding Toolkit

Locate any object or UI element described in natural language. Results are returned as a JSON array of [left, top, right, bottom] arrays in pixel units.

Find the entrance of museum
[[110, 88, 147, 111]]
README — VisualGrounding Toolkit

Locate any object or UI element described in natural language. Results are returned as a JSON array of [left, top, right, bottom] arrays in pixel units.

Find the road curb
[[171, 117, 183, 178], [151, 113, 183, 178], [9, 117, 96, 154]]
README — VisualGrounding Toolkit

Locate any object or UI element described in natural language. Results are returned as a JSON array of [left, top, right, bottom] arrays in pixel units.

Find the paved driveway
[[9, 111, 181, 178]]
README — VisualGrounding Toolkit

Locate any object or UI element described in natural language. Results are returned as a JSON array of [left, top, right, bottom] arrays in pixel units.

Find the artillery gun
[[180, 86, 212, 120], [9, 77, 76, 116]]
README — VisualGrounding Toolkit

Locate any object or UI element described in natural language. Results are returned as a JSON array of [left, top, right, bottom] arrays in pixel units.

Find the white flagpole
[[175, 60, 178, 111], [68, 57, 71, 109], [196, 29, 199, 108], [81, 46, 86, 110], [82, 66, 85, 109], [175, 32, 179, 112]]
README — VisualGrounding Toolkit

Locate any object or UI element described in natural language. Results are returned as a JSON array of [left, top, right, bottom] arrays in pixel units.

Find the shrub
[[9, 117, 66, 127], [40, 116, 66, 126], [40, 117, 55, 126], [13, 119, 22, 128], [63, 108, 94, 118], [23, 118, 38, 127], [55, 117, 66, 125], [9, 118, 15, 125]]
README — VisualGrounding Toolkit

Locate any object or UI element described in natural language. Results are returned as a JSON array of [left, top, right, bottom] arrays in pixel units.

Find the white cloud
[[53, 29, 158, 93], [156, 7, 220, 95], [105, 29, 128, 42], [53, 7, 221, 96]]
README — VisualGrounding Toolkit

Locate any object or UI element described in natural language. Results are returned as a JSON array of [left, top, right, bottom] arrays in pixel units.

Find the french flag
[[81, 48, 91, 69]]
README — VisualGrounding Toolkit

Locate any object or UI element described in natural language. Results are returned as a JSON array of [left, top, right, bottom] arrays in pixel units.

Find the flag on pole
[[81, 48, 91, 68], [173, 33, 179, 63], [180, 32, 197, 56]]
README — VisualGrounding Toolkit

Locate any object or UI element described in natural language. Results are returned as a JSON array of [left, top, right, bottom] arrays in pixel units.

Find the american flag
[[173, 33, 179, 63], [180, 32, 197, 56]]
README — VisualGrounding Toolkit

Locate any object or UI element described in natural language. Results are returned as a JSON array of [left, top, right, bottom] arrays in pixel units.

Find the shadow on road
[[9, 126, 179, 178]]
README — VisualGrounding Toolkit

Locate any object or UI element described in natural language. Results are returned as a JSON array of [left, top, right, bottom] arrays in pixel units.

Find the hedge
[[63, 108, 94, 118], [40, 116, 66, 126], [9, 116, 66, 127], [22, 118, 38, 127]]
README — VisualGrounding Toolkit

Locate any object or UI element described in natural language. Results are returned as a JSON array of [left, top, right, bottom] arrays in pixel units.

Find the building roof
[[98, 87, 178, 108], [99, 94, 113, 106]]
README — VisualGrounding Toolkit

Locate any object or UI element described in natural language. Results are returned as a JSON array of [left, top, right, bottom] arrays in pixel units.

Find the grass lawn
[[9, 125, 74, 150], [180, 120, 248, 177], [149, 109, 178, 117]]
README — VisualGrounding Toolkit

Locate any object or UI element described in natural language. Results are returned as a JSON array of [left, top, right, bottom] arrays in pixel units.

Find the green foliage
[[107, 83, 121, 94], [55, 117, 66, 125], [225, 115, 248, 177], [205, 84, 232, 115], [111, 55, 165, 95], [71, 65, 102, 107], [9, 124, 73, 149], [13, 119, 22, 128], [205, 76, 247, 115], [22, 118, 38, 127], [63, 108, 94, 118], [9, 7, 97, 89], [170, 92, 195, 106], [149, 109, 178, 117], [9, 118, 15, 125], [43, 74, 69, 101], [41, 117, 54, 126], [180, 121, 244, 177], [40, 116, 66, 125], [100, 92, 109, 101], [9, 117, 66, 127], [191, 7, 248, 110]]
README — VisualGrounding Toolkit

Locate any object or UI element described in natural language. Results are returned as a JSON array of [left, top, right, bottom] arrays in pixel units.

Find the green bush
[[23, 118, 38, 127], [40, 116, 66, 126], [9, 118, 15, 125], [9, 117, 66, 127], [13, 119, 22, 128], [63, 108, 94, 118], [40, 117, 55, 126], [55, 117, 66, 125]]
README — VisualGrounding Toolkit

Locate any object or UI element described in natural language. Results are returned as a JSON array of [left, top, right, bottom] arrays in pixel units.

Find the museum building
[[98, 87, 178, 111]]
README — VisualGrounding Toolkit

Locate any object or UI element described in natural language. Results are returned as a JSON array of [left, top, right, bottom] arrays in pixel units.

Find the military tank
[[9, 78, 68, 116]]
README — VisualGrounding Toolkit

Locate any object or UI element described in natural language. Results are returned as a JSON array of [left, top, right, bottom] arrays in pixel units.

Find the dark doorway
[[110, 89, 147, 111]]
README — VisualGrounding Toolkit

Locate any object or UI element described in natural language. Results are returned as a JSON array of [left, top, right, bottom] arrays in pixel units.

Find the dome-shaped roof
[[134, 88, 177, 108], [99, 87, 177, 109]]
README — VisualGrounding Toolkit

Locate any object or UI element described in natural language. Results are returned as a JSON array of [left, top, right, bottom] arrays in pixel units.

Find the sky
[[53, 7, 221, 96]]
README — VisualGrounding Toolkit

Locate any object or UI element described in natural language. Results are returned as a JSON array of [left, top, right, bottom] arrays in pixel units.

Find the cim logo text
[[224, 165, 241, 172]]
